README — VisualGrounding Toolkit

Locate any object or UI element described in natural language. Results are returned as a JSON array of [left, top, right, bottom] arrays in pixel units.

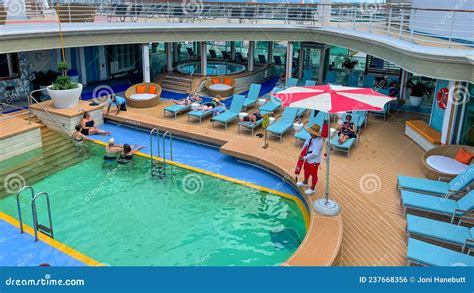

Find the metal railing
[[1, 1, 472, 49]]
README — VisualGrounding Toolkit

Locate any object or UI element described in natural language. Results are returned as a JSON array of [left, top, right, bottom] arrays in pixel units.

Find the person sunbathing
[[198, 96, 221, 111], [171, 94, 202, 106], [241, 110, 263, 124], [336, 114, 357, 144]]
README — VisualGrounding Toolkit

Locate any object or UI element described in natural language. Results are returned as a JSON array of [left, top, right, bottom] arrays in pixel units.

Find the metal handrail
[[189, 63, 200, 90], [28, 89, 72, 138], [149, 127, 160, 170], [2, 2, 473, 49], [16, 186, 35, 234], [31, 191, 54, 241]]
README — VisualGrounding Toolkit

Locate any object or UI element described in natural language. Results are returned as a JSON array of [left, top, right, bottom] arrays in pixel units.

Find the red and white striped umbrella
[[272, 84, 395, 113]]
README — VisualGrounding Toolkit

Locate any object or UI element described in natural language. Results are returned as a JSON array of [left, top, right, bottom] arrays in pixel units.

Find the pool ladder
[[149, 128, 174, 179], [16, 186, 54, 242]]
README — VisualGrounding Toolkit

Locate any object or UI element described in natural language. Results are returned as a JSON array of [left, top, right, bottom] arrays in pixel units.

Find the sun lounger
[[238, 119, 263, 135], [260, 97, 282, 115], [304, 80, 317, 86], [397, 165, 474, 196], [401, 190, 474, 219], [370, 102, 390, 121], [352, 111, 367, 128], [294, 111, 327, 145], [287, 77, 299, 87], [265, 107, 299, 142], [406, 214, 474, 251], [243, 84, 262, 110], [325, 71, 337, 84], [296, 108, 307, 118], [164, 104, 191, 119], [347, 73, 359, 87], [211, 95, 246, 129], [407, 238, 474, 266], [330, 136, 356, 157]]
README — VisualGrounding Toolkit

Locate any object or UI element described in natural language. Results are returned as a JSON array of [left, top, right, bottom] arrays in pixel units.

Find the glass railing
[[1, 1, 472, 49]]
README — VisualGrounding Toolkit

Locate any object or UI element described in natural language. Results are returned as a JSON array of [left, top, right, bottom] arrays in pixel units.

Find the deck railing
[[1, 1, 473, 49]]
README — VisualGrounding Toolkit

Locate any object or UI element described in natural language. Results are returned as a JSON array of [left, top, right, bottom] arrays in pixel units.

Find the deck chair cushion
[[408, 238, 474, 266], [331, 136, 355, 150], [212, 111, 238, 123], [165, 104, 190, 113], [397, 176, 450, 195], [407, 215, 471, 246], [401, 190, 459, 215], [188, 109, 212, 117]]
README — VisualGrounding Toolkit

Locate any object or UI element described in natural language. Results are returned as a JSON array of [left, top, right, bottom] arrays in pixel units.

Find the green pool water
[[0, 144, 306, 266]]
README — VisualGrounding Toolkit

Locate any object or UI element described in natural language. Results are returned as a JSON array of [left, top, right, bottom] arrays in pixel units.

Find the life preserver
[[437, 88, 449, 109]]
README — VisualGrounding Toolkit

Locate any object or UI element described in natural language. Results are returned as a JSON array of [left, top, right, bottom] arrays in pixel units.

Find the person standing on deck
[[296, 124, 324, 195]]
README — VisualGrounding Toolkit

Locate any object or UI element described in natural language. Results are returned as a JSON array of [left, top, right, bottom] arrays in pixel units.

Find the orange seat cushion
[[454, 148, 474, 165], [136, 85, 146, 94], [211, 78, 220, 84], [223, 78, 233, 86], [148, 85, 157, 94], [406, 120, 441, 144]]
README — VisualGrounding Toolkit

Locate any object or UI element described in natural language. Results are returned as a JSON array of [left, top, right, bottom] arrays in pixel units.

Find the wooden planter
[[54, 4, 97, 23]]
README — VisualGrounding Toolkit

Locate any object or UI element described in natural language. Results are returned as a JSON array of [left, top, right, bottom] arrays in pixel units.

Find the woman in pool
[[117, 144, 145, 164], [197, 96, 221, 111], [104, 138, 123, 161], [71, 125, 93, 146], [336, 114, 357, 144], [171, 94, 202, 106], [80, 112, 110, 136]]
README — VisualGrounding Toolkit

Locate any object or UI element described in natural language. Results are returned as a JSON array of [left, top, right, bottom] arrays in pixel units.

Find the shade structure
[[272, 84, 395, 216], [273, 84, 395, 112]]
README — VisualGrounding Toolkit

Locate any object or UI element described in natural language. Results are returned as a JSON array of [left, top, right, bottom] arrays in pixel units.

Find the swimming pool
[[176, 62, 246, 75], [0, 143, 306, 266]]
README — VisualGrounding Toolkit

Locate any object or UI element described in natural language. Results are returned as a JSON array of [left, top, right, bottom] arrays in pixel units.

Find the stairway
[[0, 114, 90, 198], [159, 74, 193, 93]]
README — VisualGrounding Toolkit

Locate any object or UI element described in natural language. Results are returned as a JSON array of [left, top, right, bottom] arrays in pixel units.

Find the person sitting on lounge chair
[[171, 94, 202, 106], [198, 96, 222, 111], [336, 114, 357, 144]]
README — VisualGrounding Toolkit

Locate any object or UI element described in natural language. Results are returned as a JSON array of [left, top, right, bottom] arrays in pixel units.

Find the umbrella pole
[[312, 113, 341, 216]]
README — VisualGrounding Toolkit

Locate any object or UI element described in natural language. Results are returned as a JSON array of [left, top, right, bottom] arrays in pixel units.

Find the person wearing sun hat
[[296, 124, 324, 195]]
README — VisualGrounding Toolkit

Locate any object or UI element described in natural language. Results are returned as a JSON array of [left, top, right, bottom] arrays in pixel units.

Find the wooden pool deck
[[102, 100, 429, 266]]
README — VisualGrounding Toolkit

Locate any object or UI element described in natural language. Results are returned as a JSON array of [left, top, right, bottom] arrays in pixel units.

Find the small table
[[268, 117, 276, 125], [239, 112, 248, 121], [191, 103, 200, 111], [426, 155, 467, 175], [257, 98, 267, 106], [330, 128, 337, 137], [293, 123, 304, 132]]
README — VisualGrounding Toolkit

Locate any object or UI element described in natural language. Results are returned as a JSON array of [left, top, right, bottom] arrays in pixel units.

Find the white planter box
[[47, 83, 83, 109]]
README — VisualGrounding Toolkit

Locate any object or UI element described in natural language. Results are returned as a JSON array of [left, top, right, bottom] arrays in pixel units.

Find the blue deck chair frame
[[294, 111, 327, 145], [211, 95, 246, 129], [401, 190, 474, 221], [242, 84, 262, 110], [406, 214, 474, 252], [238, 119, 263, 135], [265, 107, 299, 142], [260, 97, 282, 115], [407, 238, 474, 266], [397, 165, 474, 196]]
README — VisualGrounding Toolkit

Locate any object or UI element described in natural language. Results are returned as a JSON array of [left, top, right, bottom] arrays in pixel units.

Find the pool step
[[0, 128, 89, 198], [159, 74, 193, 93]]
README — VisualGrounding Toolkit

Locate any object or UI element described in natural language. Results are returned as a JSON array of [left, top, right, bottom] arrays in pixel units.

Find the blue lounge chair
[[211, 95, 246, 129], [294, 111, 327, 145], [296, 108, 307, 118], [242, 84, 262, 110], [407, 238, 474, 266], [265, 107, 299, 142], [238, 119, 263, 135], [260, 97, 282, 115], [330, 136, 356, 158], [363, 74, 376, 88], [304, 80, 317, 86], [352, 111, 367, 129], [286, 77, 299, 88], [397, 165, 474, 196], [325, 71, 337, 84], [341, 112, 361, 138], [370, 102, 391, 121], [187, 108, 213, 124], [407, 214, 474, 251], [401, 190, 474, 219], [164, 104, 191, 119]]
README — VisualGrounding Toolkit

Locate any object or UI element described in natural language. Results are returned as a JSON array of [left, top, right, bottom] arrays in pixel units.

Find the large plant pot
[[47, 84, 83, 109], [409, 95, 424, 107]]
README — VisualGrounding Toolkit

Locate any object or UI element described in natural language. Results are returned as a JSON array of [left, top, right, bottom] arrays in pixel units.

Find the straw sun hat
[[304, 124, 322, 137]]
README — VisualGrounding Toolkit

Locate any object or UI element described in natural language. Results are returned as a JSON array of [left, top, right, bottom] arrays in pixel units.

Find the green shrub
[[51, 61, 78, 90]]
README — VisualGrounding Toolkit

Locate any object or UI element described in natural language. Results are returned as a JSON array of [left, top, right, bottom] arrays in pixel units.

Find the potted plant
[[46, 61, 83, 108], [341, 57, 359, 73], [406, 77, 431, 107]]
